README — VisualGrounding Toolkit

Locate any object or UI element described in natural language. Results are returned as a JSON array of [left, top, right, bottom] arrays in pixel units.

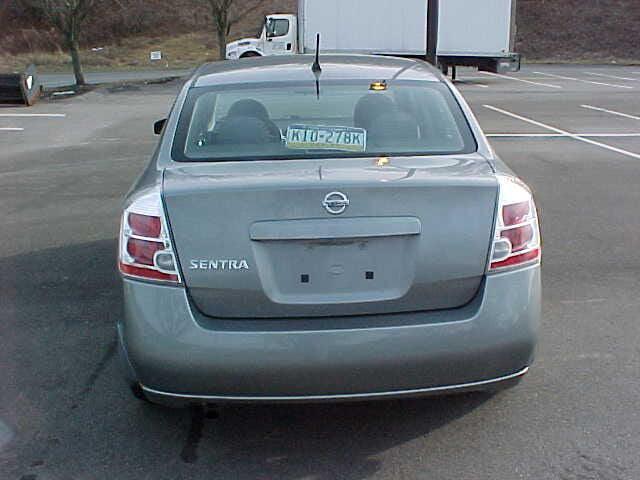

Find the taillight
[[118, 188, 180, 283], [489, 176, 541, 272]]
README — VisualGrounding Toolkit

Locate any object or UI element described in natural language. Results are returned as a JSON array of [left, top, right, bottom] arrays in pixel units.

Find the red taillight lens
[[118, 189, 180, 284], [128, 213, 161, 238], [489, 176, 541, 272], [119, 262, 179, 282], [502, 201, 530, 226], [501, 224, 534, 252], [489, 248, 540, 270], [126, 238, 164, 266]]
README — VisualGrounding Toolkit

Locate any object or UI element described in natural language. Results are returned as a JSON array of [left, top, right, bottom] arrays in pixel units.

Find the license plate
[[286, 125, 367, 152]]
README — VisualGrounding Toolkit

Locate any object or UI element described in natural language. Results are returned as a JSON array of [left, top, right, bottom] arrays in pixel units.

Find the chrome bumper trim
[[141, 367, 529, 403]]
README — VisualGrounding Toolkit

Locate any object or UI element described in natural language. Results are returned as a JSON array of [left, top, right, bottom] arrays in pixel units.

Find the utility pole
[[426, 0, 439, 66]]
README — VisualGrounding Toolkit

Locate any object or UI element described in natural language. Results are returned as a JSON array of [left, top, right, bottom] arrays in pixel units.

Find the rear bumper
[[141, 367, 528, 406], [119, 265, 540, 405]]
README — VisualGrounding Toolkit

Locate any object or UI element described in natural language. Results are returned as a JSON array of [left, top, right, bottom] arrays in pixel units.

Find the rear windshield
[[172, 81, 477, 162]]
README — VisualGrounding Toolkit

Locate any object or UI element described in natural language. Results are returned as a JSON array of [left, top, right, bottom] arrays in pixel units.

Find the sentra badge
[[189, 259, 250, 271]]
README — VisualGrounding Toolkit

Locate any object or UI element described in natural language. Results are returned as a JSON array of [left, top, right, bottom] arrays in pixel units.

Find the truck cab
[[226, 14, 298, 60]]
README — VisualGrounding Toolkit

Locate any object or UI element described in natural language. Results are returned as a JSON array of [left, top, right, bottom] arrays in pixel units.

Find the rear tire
[[129, 382, 152, 403]]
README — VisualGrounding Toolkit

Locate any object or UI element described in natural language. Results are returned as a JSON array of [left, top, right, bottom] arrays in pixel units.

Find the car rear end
[[117, 56, 540, 405]]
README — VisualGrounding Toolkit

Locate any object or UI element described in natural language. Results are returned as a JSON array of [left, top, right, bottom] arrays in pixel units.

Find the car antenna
[[311, 33, 322, 100]]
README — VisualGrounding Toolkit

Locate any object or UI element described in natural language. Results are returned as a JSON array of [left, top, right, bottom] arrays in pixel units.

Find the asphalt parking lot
[[1, 63, 639, 480]]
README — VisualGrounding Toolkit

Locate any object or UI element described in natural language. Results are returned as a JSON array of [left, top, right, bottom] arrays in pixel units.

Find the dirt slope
[[516, 0, 640, 62]]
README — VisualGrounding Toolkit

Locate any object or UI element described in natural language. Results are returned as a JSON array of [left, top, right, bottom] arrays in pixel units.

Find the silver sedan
[[117, 55, 541, 406]]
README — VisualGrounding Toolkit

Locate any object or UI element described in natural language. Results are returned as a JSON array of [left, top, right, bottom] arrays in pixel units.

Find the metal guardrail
[[0, 65, 41, 106]]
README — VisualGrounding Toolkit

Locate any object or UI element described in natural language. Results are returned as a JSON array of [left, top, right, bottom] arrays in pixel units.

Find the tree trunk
[[217, 26, 227, 60], [68, 37, 86, 86]]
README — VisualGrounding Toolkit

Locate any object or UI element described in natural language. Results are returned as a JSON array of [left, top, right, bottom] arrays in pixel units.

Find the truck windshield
[[172, 81, 477, 162]]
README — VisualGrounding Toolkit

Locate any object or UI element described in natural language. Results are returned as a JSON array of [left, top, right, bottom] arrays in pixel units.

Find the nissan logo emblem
[[323, 191, 349, 215]]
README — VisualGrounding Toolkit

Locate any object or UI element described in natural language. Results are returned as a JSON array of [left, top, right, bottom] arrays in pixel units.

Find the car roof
[[192, 54, 443, 88]]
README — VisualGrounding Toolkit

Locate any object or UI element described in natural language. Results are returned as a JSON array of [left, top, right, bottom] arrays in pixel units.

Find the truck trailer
[[225, 0, 520, 74]]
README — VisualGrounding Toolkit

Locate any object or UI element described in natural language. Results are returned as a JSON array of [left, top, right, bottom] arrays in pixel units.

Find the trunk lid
[[163, 156, 497, 318]]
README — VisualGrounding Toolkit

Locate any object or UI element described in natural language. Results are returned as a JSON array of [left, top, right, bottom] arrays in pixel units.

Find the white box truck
[[225, 0, 520, 74]]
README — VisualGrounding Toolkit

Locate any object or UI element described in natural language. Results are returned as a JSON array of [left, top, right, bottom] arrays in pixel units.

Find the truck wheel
[[240, 52, 261, 58]]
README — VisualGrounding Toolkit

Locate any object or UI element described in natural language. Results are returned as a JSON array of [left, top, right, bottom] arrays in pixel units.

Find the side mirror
[[154, 118, 167, 135]]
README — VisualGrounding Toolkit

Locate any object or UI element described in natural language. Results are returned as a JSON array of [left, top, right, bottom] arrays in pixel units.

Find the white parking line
[[479, 71, 562, 89], [0, 127, 24, 131], [533, 71, 633, 89], [0, 113, 66, 117], [581, 104, 640, 121], [584, 72, 640, 82], [483, 105, 640, 160], [462, 75, 558, 81], [487, 133, 640, 138], [456, 80, 489, 88]]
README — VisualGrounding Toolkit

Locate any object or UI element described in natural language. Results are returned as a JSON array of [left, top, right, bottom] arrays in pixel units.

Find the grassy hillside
[[1, 0, 639, 72], [0, 33, 218, 72], [0, 0, 297, 72]]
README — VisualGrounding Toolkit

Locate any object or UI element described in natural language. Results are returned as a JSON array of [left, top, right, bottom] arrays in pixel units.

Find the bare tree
[[25, 0, 95, 85], [204, 0, 261, 60]]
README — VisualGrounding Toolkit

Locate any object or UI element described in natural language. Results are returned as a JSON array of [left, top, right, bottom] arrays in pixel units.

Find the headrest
[[353, 94, 395, 131], [212, 115, 281, 145], [227, 99, 271, 121]]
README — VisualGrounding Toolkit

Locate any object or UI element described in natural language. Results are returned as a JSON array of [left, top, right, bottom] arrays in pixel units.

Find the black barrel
[[0, 64, 41, 106]]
